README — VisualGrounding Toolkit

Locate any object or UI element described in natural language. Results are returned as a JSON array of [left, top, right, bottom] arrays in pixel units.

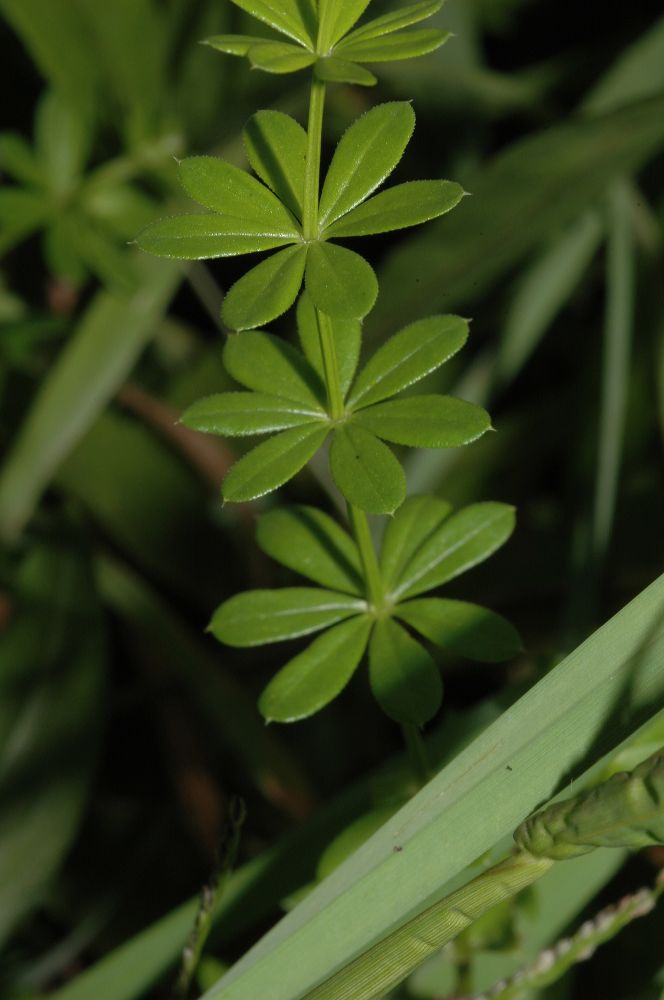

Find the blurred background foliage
[[1, 1, 664, 998]]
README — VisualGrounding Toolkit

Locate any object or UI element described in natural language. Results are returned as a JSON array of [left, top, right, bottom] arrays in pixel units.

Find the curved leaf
[[305, 242, 377, 319], [340, 0, 444, 44], [222, 424, 328, 502], [379, 495, 452, 591], [369, 618, 442, 725], [136, 215, 295, 259], [178, 157, 299, 233], [396, 598, 522, 662], [244, 111, 308, 219], [315, 57, 377, 87], [324, 180, 465, 238], [203, 33, 266, 57], [210, 587, 365, 646], [259, 616, 372, 722], [319, 103, 415, 229], [249, 42, 316, 74], [227, 0, 316, 47], [222, 245, 307, 330], [180, 392, 325, 437], [329, 425, 405, 514], [348, 315, 469, 409], [336, 27, 450, 62], [352, 395, 491, 448], [223, 330, 325, 407], [257, 505, 363, 594], [296, 290, 362, 397]]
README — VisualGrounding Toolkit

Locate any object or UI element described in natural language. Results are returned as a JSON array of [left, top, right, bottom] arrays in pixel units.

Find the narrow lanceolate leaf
[[306, 243, 378, 319], [0, 132, 43, 185], [353, 395, 491, 448], [209, 587, 365, 647], [203, 34, 266, 57], [180, 392, 325, 437], [336, 28, 451, 62], [330, 425, 405, 515], [297, 290, 362, 397], [515, 748, 664, 860], [259, 616, 372, 722], [244, 111, 308, 220], [318, 103, 416, 229], [257, 505, 363, 595], [315, 57, 377, 87], [222, 245, 307, 330], [348, 315, 469, 409], [369, 618, 442, 725], [222, 424, 328, 502], [394, 502, 517, 599], [136, 215, 296, 259], [396, 598, 522, 662], [223, 331, 325, 408], [340, 0, 445, 44], [318, 0, 372, 49], [178, 157, 299, 233], [249, 42, 316, 74], [379, 495, 452, 591], [227, 0, 315, 48], [324, 181, 465, 239]]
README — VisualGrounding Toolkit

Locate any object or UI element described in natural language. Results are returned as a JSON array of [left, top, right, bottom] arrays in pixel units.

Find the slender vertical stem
[[347, 504, 383, 607], [303, 77, 326, 241], [401, 723, 431, 787]]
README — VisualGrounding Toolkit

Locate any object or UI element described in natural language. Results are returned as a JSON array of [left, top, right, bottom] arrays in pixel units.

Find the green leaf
[[178, 156, 299, 232], [249, 41, 316, 74], [223, 330, 325, 408], [222, 424, 328, 502], [222, 245, 307, 330], [318, 103, 415, 229], [379, 495, 452, 591], [296, 290, 362, 396], [227, 0, 315, 48], [329, 425, 405, 514], [352, 395, 491, 448], [335, 27, 451, 62], [243, 111, 308, 220], [340, 0, 444, 44], [317, 806, 400, 880], [348, 315, 469, 409], [203, 33, 266, 57], [180, 392, 325, 437], [305, 242, 377, 319], [324, 180, 465, 238], [369, 618, 442, 725], [209, 587, 365, 646], [394, 502, 517, 599], [0, 189, 48, 255], [35, 89, 92, 194], [0, 131, 43, 185], [256, 505, 363, 594], [315, 56, 377, 87], [318, 0, 372, 49], [396, 598, 522, 662], [136, 215, 297, 259], [259, 616, 372, 722]]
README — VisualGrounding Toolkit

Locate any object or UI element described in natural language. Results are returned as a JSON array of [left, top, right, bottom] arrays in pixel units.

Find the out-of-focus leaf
[[249, 42, 316, 74], [305, 242, 378, 319], [228, 0, 316, 47], [335, 27, 450, 62], [318, 103, 415, 229], [329, 425, 405, 514], [341, 0, 444, 43], [396, 599, 522, 662], [223, 330, 325, 408], [348, 315, 468, 409], [0, 189, 48, 255], [315, 57, 377, 87], [243, 111, 308, 219], [257, 505, 363, 594], [181, 392, 325, 437], [0, 132, 43, 185], [379, 495, 452, 591], [210, 587, 365, 646], [222, 245, 308, 330], [35, 89, 92, 194], [584, 14, 664, 113], [259, 616, 372, 722], [324, 180, 465, 238], [317, 807, 399, 881], [222, 424, 329, 502], [297, 291, 362, 397], [369, 618, 442, 725], [353, 395, 491, 448]]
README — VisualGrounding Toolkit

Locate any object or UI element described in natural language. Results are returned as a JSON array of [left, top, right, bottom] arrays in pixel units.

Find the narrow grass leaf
[[330, 425, 405, 514], [210, 587, 364, 646], [305, 242, 377, 319], [318, 103, 415, 229], [396, 598, 522, 662], [324, 180, 465, 238], [203, 34, 265, 57], [257, 505, 363, 594], [249, 42, 316, 74], [243, 111, 308, 219], [222, 424, 328, 502], [318, 0, 372, 49], [380, 495, 452, 591], [348, 315, 469, 409], [335, 28, 450, 62], [395, 502, 517, 599], [315, 57, 377, 86], [341, 0, 444, 43], [223, 330, 325, 408], [297, 290, 362, 397], [227, 0, 315, 47], [136, 215, 296, 259], [259, 616, 372, 722], [222, 245, 307, 330], [180, 392, 325, 437], [353, 395, 491, 448], [369, 619, 442, 725]]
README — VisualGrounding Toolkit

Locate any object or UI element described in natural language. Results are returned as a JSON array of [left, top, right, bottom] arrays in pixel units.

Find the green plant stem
[[316, 309, 345, 419], [303, 76, 326, 241], [401, 723, 432, 786]]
